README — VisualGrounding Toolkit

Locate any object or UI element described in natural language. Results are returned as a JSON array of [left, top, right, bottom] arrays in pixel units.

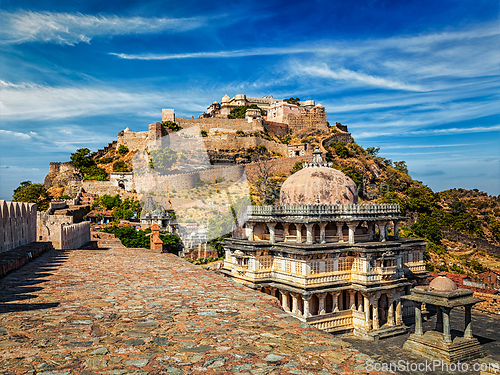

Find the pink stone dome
[[280, 166, 358, 205], [429, 274, 458, 292]]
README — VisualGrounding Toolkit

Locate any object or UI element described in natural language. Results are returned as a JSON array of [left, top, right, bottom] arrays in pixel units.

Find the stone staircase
[[91, 231, 126, 249], [80, 191, 97, 206]]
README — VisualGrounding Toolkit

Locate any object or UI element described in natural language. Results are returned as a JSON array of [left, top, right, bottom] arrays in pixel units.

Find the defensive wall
[[90, 141, 117, 159], [117, 128, 149, 151], [44, 162, 83, 188], [82, 181, 136, 199], [134, 155, 312, 193], [204, 135, 288, 155], [176, 117, 264, 133], [0, 200, 37, 254], [263, 120, 289, 137], [37, 211, 90, 250]]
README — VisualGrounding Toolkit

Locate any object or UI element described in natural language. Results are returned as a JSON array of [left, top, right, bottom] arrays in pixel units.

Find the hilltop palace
[[222, 147, 427, 340]]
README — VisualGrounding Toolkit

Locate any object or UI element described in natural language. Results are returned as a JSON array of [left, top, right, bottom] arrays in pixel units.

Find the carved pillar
[[302, 295, 311, 318], [396, 300, 402, 325], [305, 223, 314, 244], [267, 223, 276, 244], [247, 223, 254, 241], [394, 220, 400, 239], [333, 292, 340, 312], [442, 307, 452, 344], [347, 222, 358, 245], [318, 293, 327, 315], [464, 305, 473, 339], [378, 221, 387, 242], [296, 224, 302, 244], [283, 223, 290, 242], [368, 222, 375, 241], [280, 290, 290, 312], [348, 290, 356, 310], [415, 304, 423, 336], [387, 302, 395, 326], [336, 222, 344, 242], [372, 297, 379, 330], [319, 223, 327, 244], [291, 293, 299, 315], [364, 295, 371, 330], [436, 306, 443, 332]]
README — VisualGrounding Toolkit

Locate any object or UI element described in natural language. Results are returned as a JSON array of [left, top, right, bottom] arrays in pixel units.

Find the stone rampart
[[285, 112, 329, 135], [61, 222, 91, 250], [0, 200, 37, 254], [117, 129, 149, 151], [204, 135, 288, 155], [82, 181, 136, 198], [177, 118, 264, 133], [44, 162, 83, 188], [91, 141, 117, 159], [244, 155, 313, 180], [263, 121, 289, 137]]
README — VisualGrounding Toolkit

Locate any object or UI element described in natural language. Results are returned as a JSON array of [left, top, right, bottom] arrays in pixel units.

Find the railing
[[376, 266, 397, 276], [405, 263, 426, 273], [306, 310, 353, 331], [247, 203, 400, 216]]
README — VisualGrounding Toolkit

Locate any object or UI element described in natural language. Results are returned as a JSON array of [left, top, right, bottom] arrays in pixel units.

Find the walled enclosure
[[37, 211, 90, 250], [0, 200, 37, 254]]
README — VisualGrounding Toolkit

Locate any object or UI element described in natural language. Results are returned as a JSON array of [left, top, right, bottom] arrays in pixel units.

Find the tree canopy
[[13, 181, 49, 211], [70, 148, 108, 181], [149, 147, 178, 174], [228, 105, 264, 119]]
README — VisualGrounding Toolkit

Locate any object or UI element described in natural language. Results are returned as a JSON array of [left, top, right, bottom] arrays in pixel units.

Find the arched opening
[[313, 224, 321, 243], [326, 293, 333, 313], [275, 223, 284, 242], [342, 290, 348, 310], [297, 296, 304, 315], [325, 222, 336, 242], [310, 294, 319, 316], [379, 294, 388, 326], [253, 223, 266, 241], [287, 293, 293, 312], [118, 180, 125, 189]]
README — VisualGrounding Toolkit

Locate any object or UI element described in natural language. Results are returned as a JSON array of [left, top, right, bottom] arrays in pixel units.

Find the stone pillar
[[368, 222, 375, 241], [319, 223, 327, 244], [396, 300, 402, 325], [442, 307, 452, 344], [283, 223, 290, 242], [267, 223, 276, 244], [333, 292, 340, 312], [280, 290, 290, 312], [436, 306, 443, 332], [296, 224, 302, 244], [291, 293, 299, 315], [348, 290, 356, 310], [415, 304, 423, 336], [302, 295, 311, 318], [372, 297, 379, 330], [347, 222, 358, 245], [305, 223, 314, 245], [464, 305, 473, 339], [247, 223, 254, 241], [364, 295, 371, 330], [318, 293, 327, 315], [388, 302, 395, 326], [394, 221, 400, 239], [336, 222, 344, 242], [378, 221, 387, 242]]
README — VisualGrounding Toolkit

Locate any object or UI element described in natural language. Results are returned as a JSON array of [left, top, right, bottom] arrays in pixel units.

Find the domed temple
[[221, 147, 428, 340]]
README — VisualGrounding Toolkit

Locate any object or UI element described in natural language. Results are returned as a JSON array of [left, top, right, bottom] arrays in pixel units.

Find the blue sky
[[0, 0, 499, 201]]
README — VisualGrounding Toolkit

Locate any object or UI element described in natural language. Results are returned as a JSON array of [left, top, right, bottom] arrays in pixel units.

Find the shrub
[[118, 144, 129, 155], [113, 160, 129, 172]]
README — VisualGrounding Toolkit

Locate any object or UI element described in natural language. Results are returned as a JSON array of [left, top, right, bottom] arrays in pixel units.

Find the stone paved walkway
[[0, 245, 391, 375]]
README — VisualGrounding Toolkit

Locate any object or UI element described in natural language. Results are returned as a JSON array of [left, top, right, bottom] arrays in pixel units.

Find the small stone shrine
[[402, 273, 486, 362], [222, 146, 428, 339]]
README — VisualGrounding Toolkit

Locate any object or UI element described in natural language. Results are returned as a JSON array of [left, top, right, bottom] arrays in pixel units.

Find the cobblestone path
[[0, 246, 390, 375]]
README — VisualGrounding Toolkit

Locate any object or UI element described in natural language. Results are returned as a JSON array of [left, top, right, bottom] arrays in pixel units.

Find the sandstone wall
[[263, 121, 289, 137], [177, 118, 264, 133], [0, 200, 37, 253], [44, 162, 83, 188], [204, 135, 288, 155], [285, 112, 329, 135], [82, 181, 136, 198], [322, 132, 353, 146], [117, 129, 149, 151], [244, 155, 312, 181], [61, 222, 91, 250], [37, 211, 73, 249]]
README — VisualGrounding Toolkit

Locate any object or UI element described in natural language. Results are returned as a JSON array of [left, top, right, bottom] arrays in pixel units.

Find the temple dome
[[429, 274, 458, 292], [280, 146, 358, 205], [222, 94, 230, 103]]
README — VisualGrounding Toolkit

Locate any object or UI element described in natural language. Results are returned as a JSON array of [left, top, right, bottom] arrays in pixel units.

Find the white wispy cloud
[[0, 129, 33, 140], [0, 10, 206, 45]]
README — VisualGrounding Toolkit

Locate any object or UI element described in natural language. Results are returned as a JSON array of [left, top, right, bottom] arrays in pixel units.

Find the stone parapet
[[248, 203, 401, 217], [0, 200, 37, 254]]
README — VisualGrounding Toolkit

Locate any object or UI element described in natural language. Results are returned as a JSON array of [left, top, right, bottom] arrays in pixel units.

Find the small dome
[[222, 94, 230, 103], [429, 274, 458, 292], [212, 101, 219, 105]]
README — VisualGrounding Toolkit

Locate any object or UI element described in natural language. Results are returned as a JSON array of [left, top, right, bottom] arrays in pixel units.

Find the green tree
[[411, 214, 442, 244], [70, 148, 108, 181], [162, 121, 183, 132], [366, 147, 380, 157], [283, 97, 301, 106], [394, 161, 409, 174], [113, 160, 129, 172], [228, 105, 264, 119], [149, 147, 178, 174], [12, 181, 49, 211], [118, 144, 129, 155]]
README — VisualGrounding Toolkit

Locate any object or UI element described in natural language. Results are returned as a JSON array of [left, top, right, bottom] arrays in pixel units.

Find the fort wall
[[263, 121, 289, 137], [117, 129, 149, 151], [0, 200, 37, 254], [322, 132, 353, 146], [37, 212, 90, 249], [177, 118, 264, 133], [61, 222, 91, 250], [204, 135, 288, 155], [44, 162, 83, 188], [82, 181, 136, 198], [285, 111, 329, 135]]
